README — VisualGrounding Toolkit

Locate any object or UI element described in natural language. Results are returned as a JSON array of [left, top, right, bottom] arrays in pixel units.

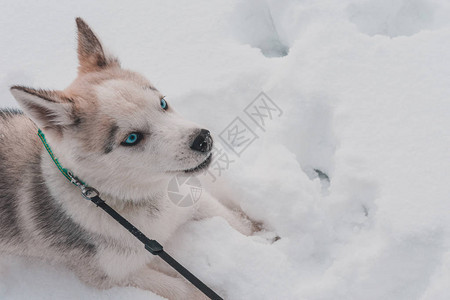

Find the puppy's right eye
[[121, 132, 143, 146]]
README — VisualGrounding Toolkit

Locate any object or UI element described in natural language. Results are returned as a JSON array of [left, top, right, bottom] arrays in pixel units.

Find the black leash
[[87, 193, 223, 300], [37, 129, 224, 300]]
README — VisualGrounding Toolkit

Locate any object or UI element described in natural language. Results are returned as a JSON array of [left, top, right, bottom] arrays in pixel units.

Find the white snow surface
[[1, 0, 450, 299]]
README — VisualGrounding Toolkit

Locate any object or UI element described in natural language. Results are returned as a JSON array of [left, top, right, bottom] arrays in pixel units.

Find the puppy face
[[10, 18, 212, 200]]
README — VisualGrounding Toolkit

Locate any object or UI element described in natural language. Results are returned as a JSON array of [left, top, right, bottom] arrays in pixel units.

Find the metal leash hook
[[67, 170, 99, 201], [67, 170, 82, 187], [81, 187, 100, 201]]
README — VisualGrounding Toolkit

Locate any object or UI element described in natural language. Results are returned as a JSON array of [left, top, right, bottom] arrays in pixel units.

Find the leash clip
[[67, 170, 99, 200], [81, 187, 100, 200]]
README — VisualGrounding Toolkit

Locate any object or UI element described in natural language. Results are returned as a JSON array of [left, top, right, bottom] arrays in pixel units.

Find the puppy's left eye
[[121, 132, 143, 146], [160, 98, 168, 110]]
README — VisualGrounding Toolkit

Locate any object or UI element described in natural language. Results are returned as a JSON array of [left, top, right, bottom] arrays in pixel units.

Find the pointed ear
[[10, 86, 76, 133], [76, 17, 119, 73]]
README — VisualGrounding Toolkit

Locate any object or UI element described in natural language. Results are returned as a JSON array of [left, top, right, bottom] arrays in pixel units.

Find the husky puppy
[[1, 18, 254, 299]]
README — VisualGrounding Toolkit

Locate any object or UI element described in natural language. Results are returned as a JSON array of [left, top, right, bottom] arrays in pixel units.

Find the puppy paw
[[248, 219, 280, 242], [251, 230, 281, 244], [250, 220, 265, 233], [236, 213, 281, 243]]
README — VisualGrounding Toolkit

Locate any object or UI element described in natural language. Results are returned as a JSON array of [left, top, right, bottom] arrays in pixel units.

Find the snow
[[1, 0, 450, 299]]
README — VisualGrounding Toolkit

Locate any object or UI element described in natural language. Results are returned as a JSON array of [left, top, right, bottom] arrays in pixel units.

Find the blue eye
[[160, 98, 168, 110], [121, 132, 143, 146]]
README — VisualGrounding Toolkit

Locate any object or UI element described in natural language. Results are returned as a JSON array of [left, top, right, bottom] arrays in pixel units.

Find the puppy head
[[10, 18, 213, 200]]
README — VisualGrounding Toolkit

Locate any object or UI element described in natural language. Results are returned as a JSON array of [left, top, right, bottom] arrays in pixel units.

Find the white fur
[[4, 18, 256, 300]]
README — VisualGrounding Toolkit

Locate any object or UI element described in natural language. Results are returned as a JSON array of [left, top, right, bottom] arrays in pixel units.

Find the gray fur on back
[[0, 110, 96, 259]]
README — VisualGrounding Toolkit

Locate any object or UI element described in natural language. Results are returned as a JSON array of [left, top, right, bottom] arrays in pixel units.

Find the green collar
[[37, 129, 87, 188]]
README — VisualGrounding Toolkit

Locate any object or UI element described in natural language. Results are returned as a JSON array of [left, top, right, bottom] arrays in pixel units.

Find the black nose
[[190, 129, 213, 153]]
